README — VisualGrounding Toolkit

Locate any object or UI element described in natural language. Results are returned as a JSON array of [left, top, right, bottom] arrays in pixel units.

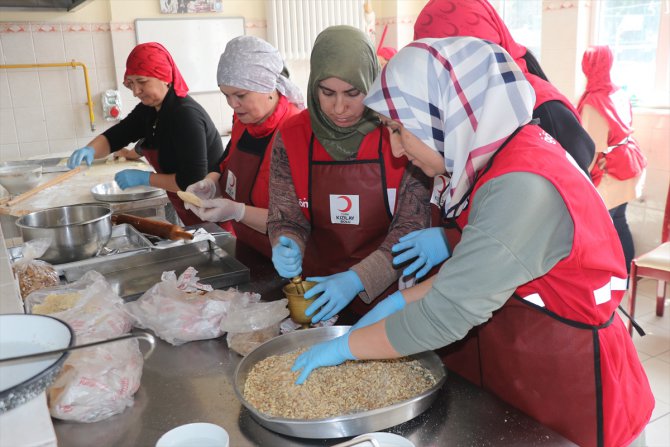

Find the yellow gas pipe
[[0, 60, 96, 131]]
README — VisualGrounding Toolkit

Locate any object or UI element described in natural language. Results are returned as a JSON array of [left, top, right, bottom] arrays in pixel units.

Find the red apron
[[141, 146, 202, 226], [439, 125, 653, 447], [282, 111, 406, 318], [220, 128, 275, 258]]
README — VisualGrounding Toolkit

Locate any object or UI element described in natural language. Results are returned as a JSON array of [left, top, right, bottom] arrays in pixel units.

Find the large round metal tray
[[233, 326, 447, 439], [91, 181, 164, 202]]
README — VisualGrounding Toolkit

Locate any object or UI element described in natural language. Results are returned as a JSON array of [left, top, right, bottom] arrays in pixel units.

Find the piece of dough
[[177, 190, 203, 207]]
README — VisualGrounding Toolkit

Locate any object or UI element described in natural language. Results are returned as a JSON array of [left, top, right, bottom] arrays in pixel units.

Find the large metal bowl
[[0, 314, 75, 413], [233, 326, 447, 439], [16, 204, 113, 264]]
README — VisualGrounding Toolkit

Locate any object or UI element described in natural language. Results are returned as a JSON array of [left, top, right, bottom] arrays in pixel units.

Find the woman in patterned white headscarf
[[292, 37, 652, 447], [184, 36, 304, 257]]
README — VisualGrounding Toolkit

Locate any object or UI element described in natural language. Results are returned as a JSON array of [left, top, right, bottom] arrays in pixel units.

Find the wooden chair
[[627, 184, 670, 335]]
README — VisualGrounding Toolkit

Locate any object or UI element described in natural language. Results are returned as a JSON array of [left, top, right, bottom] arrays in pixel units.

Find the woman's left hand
[[304, 271, 364, 323], [292, 332, 355, 384], [114, 169, 151, 189]]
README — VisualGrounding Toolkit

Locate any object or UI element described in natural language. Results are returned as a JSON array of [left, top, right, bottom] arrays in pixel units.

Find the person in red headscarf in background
[[376, 46, 397, 68], [67, 42, 224, 226], [577, 45, 647, 275]]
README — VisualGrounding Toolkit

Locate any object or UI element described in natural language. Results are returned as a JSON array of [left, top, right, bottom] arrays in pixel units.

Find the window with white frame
[[593, 0, 669, 108], [491, 0, 543, 60]]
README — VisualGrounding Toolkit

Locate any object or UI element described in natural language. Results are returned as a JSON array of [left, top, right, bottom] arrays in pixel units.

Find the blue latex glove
[[114, 169, 151, 189], [304, 270, 364, 323], [351, 291, 406, 331], [392, 227, 450, 279], [271, 235, 302, 278], [67, 146, 95, 169], [292, 332, 355, 385]]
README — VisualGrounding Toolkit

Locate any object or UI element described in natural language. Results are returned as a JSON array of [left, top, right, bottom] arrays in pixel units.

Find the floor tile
[[650, 400, 670, 423], [634, 329, 670, 357], [636, 413, 670, 447], [642, 357, 670, 406]]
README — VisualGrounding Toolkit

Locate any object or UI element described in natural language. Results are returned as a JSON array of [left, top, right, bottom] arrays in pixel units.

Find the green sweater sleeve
[[386, 172, 574, 355]]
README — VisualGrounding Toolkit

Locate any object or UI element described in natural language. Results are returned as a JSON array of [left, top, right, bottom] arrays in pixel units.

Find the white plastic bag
[[25, 271, 132, 342], [125, 267, 236, 345], [24, 270, 142, 422], [48, 339, 143, 423], [220, 294, 289, 356]]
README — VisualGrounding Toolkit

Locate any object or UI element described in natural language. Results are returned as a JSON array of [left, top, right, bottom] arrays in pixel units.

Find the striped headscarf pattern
[[364, 37, 535, 217]]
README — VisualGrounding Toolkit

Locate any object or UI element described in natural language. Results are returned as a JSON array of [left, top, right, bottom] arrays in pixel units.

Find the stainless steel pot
[[234, 326, 447, 439], [16, 204, 113, 264]]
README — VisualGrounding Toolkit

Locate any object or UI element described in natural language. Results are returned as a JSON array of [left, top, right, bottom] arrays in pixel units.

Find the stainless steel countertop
[[52, 240, 576, 447]]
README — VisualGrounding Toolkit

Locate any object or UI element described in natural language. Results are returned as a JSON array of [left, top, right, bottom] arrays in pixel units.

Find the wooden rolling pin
[[112, 213, 194, 241], [6, 166, 83, 207]]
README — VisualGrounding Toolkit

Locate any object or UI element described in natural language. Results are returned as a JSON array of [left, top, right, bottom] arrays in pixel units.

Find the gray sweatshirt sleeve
[[386, 172, 574, 355]]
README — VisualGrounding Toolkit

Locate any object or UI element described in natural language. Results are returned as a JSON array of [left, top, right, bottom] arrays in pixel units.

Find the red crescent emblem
[[338, 195, 352, 212], [439, 175, 447, 193], [228, 176, 236, 188]]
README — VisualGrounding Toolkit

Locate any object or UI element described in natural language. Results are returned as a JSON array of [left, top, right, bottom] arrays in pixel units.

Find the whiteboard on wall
[[135, 17, 245, 94]]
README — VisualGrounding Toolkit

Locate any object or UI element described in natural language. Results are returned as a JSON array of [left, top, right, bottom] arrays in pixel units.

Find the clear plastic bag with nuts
[[12, 238, 59, 299]]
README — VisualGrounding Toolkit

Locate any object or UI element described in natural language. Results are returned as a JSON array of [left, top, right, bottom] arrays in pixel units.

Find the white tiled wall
[[0, 21, 241, 162]]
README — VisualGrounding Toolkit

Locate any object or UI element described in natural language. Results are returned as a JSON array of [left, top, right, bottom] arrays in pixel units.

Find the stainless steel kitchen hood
[[0, 0, 94, 12]]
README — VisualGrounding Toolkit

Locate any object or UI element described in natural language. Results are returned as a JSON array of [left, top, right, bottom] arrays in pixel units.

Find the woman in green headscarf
[[267, 25, 431, 325]]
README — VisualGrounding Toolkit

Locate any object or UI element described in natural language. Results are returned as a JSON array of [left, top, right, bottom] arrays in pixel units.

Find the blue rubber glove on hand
[[304, 270, 364, 323], [114, 169, 151, 189], [392, 227, 450, 279], [271, 235, 302, 278], [351, 291, 406, 331], [292, 332, 355, 385], [67, 146, 95, 169]]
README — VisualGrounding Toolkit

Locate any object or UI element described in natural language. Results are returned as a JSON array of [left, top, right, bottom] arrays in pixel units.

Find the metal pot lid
[[91, 181, 164, 202]]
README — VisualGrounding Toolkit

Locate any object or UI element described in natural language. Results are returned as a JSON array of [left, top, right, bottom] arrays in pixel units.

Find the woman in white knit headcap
[[185, 35, 304, 257]]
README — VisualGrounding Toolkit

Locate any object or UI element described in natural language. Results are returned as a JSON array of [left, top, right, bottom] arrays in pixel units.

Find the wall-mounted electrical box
[[102, 90, 121, 121]]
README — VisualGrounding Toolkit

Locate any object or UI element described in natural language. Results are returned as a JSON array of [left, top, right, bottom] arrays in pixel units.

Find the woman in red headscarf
[[67, 42, 224, 226], [413, 0, 595, 219], [577, 45, 647, 275], [376, 47, 397, 67]]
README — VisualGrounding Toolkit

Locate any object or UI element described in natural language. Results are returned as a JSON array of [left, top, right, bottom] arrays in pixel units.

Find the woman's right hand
[[272, 235, 302, 278], [185, 178, 218, 201], [67, 146, 95, 169]]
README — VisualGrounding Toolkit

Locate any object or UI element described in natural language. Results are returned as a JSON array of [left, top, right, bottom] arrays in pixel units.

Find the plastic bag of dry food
[[23, 270, 141, 423], [125, 267, 237, 345], [24, 270, 132, 342], [12, 238, 59, 300], [220, 294, 289, 356], [48, 338, 143, 423]]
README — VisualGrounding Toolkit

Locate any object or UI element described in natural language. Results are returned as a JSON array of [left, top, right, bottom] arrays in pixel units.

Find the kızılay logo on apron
[[329, 194, 359, 225], [225, 171, 237, 200]]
